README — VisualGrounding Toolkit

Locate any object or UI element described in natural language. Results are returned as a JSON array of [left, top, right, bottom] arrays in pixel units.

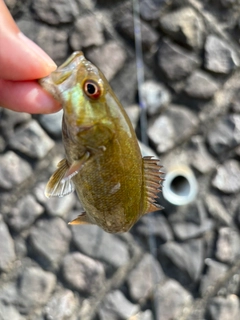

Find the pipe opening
[[162, 165, 198, 206], [171, 176, 190, 197]]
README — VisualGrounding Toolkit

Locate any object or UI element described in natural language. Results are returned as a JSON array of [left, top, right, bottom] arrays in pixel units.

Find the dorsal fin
[[142, 156, 164, 213]]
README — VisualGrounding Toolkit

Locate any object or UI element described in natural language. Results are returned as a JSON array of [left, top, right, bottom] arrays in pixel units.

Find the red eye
[[83, 80, 101, 99]]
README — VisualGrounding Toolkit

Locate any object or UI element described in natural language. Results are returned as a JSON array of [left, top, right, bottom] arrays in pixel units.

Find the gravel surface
[[1, 0, 240, 319]]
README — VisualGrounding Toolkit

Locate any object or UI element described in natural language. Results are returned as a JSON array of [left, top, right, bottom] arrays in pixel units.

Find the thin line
[[132, 0, 148, 146], [132, 0, 159, 318]]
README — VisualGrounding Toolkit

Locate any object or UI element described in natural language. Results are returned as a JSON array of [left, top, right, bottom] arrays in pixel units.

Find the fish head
[[39, 51, 114, 140]]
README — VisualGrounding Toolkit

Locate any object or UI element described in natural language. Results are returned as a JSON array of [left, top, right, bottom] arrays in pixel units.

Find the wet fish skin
[[39, 52, 163, 233]]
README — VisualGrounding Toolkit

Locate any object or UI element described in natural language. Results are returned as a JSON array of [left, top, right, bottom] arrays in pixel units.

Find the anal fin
[[68, 212, 93, 225], [143, 156, 164, 213]]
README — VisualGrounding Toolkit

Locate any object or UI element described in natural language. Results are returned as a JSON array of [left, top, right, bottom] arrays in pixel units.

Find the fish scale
[[39, 51, 163, 233]]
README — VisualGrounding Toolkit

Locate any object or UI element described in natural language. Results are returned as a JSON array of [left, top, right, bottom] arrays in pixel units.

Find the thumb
[[0, 0, 57, 80]]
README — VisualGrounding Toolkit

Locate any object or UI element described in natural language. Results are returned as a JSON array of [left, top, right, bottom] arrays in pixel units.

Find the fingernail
[[27, 86, 61, 114], [18, 32, 57, 71]]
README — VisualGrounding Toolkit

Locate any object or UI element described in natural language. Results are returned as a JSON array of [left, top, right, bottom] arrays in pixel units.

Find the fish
[[39, 51, 163, 233]]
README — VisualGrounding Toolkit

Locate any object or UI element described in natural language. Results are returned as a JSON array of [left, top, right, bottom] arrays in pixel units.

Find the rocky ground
[[1, 0, 240, 319]]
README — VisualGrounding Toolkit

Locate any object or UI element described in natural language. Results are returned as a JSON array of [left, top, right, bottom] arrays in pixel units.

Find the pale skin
[[0, 0, 61, 113]]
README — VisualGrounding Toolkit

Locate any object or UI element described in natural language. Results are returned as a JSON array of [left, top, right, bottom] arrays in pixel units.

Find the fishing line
[[132, 0, 148, 146], [132, 0, 159, 317]]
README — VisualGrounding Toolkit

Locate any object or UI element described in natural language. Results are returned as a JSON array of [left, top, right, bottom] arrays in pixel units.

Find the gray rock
[[45, 195, 76, 218], [0, 301, 24, 320], [207, 114, 240, 154], [31, 315, 44, 320], [220, 0, 237, 7], [216, 227, 240, 263], [32, 0, 79, 25], [98, 290, 139, 320], [7, 195, 44, 232], [70, 14, 104, 50], [155, 279, 192, 320], [140, 80, 171, 115], [159, 7, 205, 49], [14, 237, 27, 259], [76, 0, 95, 11], [230, 90, 240, 113], [34, 182, 76, 218], [168, 201, 205, 226], [110, 60, 137, 106], [8, 120, 54, 159], [212, 159, 240, 194], [0, 151, 32, 190], [0, 108, 31, 138], [116, 13, 159, 50], [18, 267, 56, 312], [17, 18, 67, 66], [138, 141, 159, 158], [207, 295, 240, 320], [205, 194, 232, 226], [86, 41, 126, 81], [0, 134, 6, 152], [38, 110, 63, 138], [62, 252, 105, 294], [0, 282, 18, 306], [204, 35, 239, 74], [148, 105, 198, 153], [160, 239, 204, 281], [16, 19, 39, 45], [34, 181, 50, 204], [136, 215, 173, 241], [5, 0, 18, 13], [184, 70, 219, 99], [158, 39, 200, 81], [127, 253, 165, 301], [72, 224, 129, 267], [189, 135, 217, 174], [29, 218, 71, 270], [43, 288, 77, 320], [0, 215, 16, 272], [139, 0, 167, 21], [132, 310, 153, 320], [124, 105, 140, 129], [171, 219, 213, 241], [35, 25, 68, 63], [200, 258, 228, 296]]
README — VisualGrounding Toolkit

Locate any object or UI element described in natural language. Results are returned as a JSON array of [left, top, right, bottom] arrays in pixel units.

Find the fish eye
[[83, 80, 101, 99]]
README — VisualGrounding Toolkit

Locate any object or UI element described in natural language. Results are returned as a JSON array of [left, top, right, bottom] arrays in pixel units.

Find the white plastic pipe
[[162, 165, 198, 206]]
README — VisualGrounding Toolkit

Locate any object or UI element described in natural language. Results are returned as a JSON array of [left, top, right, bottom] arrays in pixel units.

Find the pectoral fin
[[61, 152, 90, 183], [68, 212, 93, 225], [45, 152, 90, 198], [143, 156, 164, 213], [45, 159, 75, 198]]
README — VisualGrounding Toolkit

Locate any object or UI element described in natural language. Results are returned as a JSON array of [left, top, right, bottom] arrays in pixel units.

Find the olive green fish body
[[40, 52, 163, 233]]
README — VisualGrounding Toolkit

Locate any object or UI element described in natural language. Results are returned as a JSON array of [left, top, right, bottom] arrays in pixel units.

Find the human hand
[[0, 0, 61, 113]]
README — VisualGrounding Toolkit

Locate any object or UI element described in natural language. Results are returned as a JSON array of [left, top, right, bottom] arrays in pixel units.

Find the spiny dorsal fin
[[143, 156, 164, 213]]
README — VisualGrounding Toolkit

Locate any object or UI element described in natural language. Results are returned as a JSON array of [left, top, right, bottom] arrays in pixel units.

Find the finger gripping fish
[[39, 52, 163, 233]]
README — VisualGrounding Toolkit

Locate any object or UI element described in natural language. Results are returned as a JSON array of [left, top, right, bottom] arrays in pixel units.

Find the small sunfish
[[39, 52, 163, 233]]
